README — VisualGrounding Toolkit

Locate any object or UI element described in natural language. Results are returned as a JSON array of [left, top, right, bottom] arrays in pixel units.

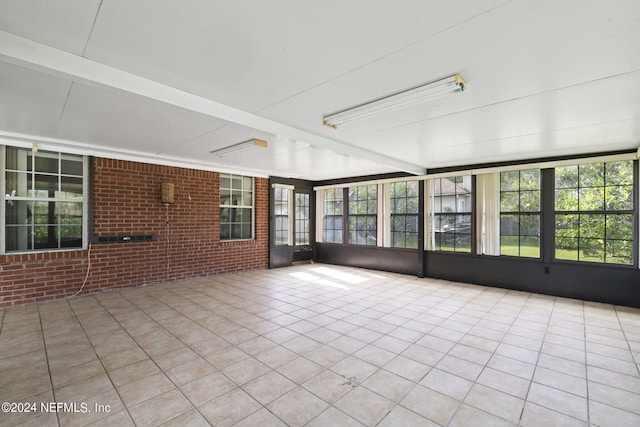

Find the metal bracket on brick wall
[[91, 235, 157, 243]]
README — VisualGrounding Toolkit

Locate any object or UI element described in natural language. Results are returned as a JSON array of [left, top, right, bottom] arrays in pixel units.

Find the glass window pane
[[580, 214, 605, 239], [606, 240, 633, 265], [500, 192, 519, 212], [555, 165, 578, 189], [5, 201, 33, 225], [519, 190, 540, 212], [500, 171, 519, 191], [605, 185, 633, 211], [555, 214, 579, 238], [500, 235, 519, 256], [34, 152, 59, 174], [60, 176, 83, 199], [61, 154, 83, 175], [520, 169, 540, 190], [606, 214, 633, 240], [520, 236, 540, 258], [555, 189, 578, 211], [555, 237, 579, 260], [34, 174, 56, 198], [605, 161, 633, 185], [579, 187, 604, 211], [5, 171, 30, 197], [579, 163, 604, 187]]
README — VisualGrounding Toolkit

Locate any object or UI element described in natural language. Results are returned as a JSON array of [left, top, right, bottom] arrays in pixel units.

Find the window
[[555, 160, 635, 264], [431, 176, 472, 252], [3, 146, 86, 253], [323, 188, 343, 243], [274, 187, 290, 245], [220, 174, 253, 240], [500, 169, 541, 257], [390, 181, 419, 248], [295, 193, 310, 245], [347, 185, 377, 246]]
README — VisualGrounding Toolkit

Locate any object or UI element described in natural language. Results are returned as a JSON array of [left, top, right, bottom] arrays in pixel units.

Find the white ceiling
[[1, 0, 639, 180]]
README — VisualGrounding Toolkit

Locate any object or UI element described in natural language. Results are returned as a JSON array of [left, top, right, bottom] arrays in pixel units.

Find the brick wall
[[0, 157, 269, 307]]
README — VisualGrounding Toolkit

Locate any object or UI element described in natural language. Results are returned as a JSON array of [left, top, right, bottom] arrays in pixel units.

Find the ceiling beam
[[0, 30, 426, 175]]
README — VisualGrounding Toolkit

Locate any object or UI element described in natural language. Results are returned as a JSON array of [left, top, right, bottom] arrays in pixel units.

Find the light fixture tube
[[210, 138, 268, 158], [323, 74, 466, 128]]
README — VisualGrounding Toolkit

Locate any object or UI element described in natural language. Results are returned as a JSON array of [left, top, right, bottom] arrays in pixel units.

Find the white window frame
[[220, 173, 254, 241], [1, 145, 88, 254]]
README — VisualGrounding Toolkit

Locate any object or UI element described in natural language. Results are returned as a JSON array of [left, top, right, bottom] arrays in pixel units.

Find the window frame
[[220, 173, 254, 241], [2, 145, 88, 254], [499, 168, 542, 258], [322, 187, 343, 244], [388, 181, 420, 249], [429, 175, 474, 253], [553, 160, 637, 266], [347, 184, 378, 246], [295, 192, 311, 246]]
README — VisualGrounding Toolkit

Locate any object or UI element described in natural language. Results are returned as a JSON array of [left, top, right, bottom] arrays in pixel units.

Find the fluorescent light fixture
[[323, 74, 466, 128], [210, 138, 268, 157]]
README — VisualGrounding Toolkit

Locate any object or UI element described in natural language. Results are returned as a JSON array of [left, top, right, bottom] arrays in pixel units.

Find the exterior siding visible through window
[[220, 174, 254, 240], [390, 181, 419, 248], [348, 184, 377, 246], [500, 169, 541, 257], [323, 188, 343, 243], [295, 193, 310, 245], [554, 160, 635, 265], [3, 146, 85, 253], [431, 176, 472, 252]]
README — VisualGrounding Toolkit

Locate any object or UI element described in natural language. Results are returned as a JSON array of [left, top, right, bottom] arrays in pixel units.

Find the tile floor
[[1, 263, 640, 427]]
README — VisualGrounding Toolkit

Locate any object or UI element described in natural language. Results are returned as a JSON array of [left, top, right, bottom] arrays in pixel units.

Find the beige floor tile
[[179, 370, 236, 406], [108, 358, 161, 387], [526, 382, 588, 421], [589, 400, 640, 427], [153, 346, 200, 370], [486, 354, 535, 380], [335, 386, 394, 426], [117, 372, 174, 407], [476, 367, 530, 399], [0, 372, 51, 402], [421, 368, 473, 400], [3, 264, 640, 427], [353, 344, 396, 367], [520, 402, 587, 427], [242, 370, 297, 405], [378, 406, 439, 427], [268, 386, 328, 426], [384, 355, 431, 382], [533, 366, 587, 397], [277, 356, 324, 384], [464, 384, 525, 423], [362, 369, 414, 401], [199, 388, 262, 426], [160, 408, 210, 427], [588, 381, 640, 415], [400, 384, 461, 425], [302, 369, 355, 403], [55, 373, 115, 403], [233, 408, 288, 427], [449, 404, 516, 427], [306, 407, 364, 427], [165, 357, 216, 386], [129, 388, 193, 426], [401, 343, 445, 366], [436, 355, 484, 382]]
